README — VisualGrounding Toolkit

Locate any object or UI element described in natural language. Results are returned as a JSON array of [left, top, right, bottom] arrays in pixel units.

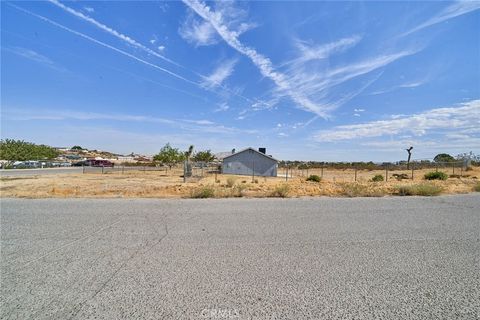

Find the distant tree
[[434, 153, 455, 163], [153, 143, 182, 169], [71, 146, 83, 150], [0, 139, 59, 161], [193, 150, 215, 162]]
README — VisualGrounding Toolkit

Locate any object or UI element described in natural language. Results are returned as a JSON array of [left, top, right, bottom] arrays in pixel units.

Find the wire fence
[[78, 159, 474, 184]]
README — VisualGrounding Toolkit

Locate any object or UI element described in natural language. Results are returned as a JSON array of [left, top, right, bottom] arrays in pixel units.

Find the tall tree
[[434, 153, 455, 163], [193, 150, 215, 162], [153, 143, 182, 169], [184, 145, 194, 161], [0, 139, 59, 161]]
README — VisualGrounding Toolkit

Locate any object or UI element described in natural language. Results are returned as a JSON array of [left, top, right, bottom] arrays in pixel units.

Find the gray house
[[222, 148, 278, 177]]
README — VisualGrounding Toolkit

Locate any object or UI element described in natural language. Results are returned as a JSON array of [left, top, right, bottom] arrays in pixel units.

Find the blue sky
[[1, 1, 479, 161]]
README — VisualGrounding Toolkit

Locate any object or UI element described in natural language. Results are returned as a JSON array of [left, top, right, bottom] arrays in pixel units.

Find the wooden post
[[385, 166, 388, 181], [102, 165, 104, 174], [354, 168, 357, 182], [411, 163, 414, 180], [122, 165, 124, 174], [452, 163, 455, 175], [286, 166, 288, 182], [321, 167, 324, 179], [460, 165, 463, 177], [83, 164, 85, 174]]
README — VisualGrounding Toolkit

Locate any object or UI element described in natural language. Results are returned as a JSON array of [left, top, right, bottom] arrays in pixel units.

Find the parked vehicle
[[72, 160, 114, 167]]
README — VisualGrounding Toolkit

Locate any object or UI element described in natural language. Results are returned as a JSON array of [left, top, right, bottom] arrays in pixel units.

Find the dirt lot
[[1, 166, 479, 198]]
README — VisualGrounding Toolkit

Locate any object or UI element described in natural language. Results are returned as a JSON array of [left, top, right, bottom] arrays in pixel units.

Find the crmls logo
[[200, 308, 240, 319]]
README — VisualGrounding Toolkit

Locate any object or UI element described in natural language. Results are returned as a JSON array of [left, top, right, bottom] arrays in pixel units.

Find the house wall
[[222, 150, 277, 177]]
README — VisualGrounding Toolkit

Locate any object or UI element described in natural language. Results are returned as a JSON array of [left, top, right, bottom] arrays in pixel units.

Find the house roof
[[222, 147, 278, 162]]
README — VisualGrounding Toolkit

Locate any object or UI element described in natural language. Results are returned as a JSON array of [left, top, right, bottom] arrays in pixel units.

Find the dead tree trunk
[[406, 146, 413, 170]]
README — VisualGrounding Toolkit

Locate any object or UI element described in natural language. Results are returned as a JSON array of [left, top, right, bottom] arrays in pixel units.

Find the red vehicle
[[88, 160, 114, 167]]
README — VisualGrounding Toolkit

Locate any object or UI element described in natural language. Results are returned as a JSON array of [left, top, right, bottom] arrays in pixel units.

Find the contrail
[[8, 2, 201, 86]]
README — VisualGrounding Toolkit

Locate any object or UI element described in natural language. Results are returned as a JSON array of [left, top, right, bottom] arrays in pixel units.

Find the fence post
[[321, 167, 324, 179], [385, 165, 388, 181], [102, 165, 104, 174], [83, 164, 85, 174], [306, 168, 309, 177], [286, 166, 288, 182], [252, 161, 255, 182], [122, 165, 124, 174], [215, 171, 218, 183], [411, 163, 414, 180], [354, 168, 357, 182], [183, 161, 186, 183], [452, 163, 455, 175], [460, 165, 463, 177]]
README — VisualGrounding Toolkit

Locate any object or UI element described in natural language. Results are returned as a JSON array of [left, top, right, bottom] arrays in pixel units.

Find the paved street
[[0, 167, 83, 177], [1, 196, 479, 319]]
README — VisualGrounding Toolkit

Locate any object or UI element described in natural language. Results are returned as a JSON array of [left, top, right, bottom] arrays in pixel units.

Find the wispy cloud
[[4, 108, 258, 135], [9, 3, 201, 87], [201, 58, 238, 89], [179, 12, 218, 46], [370, 79, 427, 95], [287, 35, 362, 65], [314, 99, 480, 142], [179, 1, 255, 47], [83, 6, 94, 13], [184, 0, 419, 118], [402, 1, 480, 36], [214, 102, 230, 112], [47, 0, 179, 66], [183, 0, 334, 118], [3, 46, 66, 72]]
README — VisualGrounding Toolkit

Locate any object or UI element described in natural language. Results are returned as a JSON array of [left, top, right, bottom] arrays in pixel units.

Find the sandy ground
[[1, 166, 479, 198]]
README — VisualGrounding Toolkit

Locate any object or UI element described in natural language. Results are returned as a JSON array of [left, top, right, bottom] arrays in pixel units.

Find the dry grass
[[1, 166, 479, 199]]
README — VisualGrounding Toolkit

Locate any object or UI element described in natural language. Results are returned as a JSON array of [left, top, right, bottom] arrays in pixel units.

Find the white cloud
[[370, 79, 428, 95], [4, 108, 257, 135], [157, 45, 165, 52], [314, 99, 480, 142], [214, 102, 229, 112], [10, 4, 202, 87], [47, 0, 176, 66], [403, 1, 480, 36], [84, 7, 94, 13], [201, 58, 237, 89], [354, 108, 365, 112], [149, 39, 156, 44], [184, 0, 419, 118], [179, 13, 218, 46], [4, 46, 65, 72]]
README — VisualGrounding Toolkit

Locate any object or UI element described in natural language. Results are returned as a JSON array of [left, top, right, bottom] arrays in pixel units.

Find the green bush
[[191, 185, 215, 198], [270, 184, 290, 198], [424, 171, 448, 180], [396, 184, 442, 196], [306, 175, 321, 182], [371, 174, 384, 182]]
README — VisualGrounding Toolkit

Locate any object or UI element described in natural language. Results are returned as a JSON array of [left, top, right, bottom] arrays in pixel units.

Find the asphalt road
[[0, 167, 83, 176], [1, 196, 479, 319]]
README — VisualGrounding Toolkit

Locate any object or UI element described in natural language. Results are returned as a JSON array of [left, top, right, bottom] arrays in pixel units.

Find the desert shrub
[[226, 177, 236, 187], [231, 184, 247, 197], [396, 184, 442, 196], [306, 175, 321, 182], [392, 173, 409, 181], [191, 185, 215, 198], [340, 183, 385, 197], [371, 174, 384, 182], [474, 183, 480, 192], [424, 171, 448, 180], [270, 184, 290, 198]]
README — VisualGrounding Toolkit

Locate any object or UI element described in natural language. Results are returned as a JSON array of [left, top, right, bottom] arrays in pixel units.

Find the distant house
[[222, 147, 278, 177]]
